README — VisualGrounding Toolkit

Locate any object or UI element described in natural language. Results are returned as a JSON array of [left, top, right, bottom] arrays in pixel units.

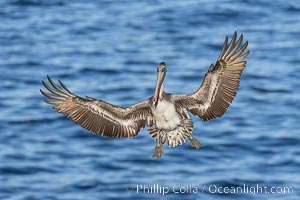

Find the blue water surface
[[0, 0, 299, 199]]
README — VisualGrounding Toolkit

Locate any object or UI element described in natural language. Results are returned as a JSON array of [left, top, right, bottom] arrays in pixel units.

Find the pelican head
[[152, 62, 167, 107]]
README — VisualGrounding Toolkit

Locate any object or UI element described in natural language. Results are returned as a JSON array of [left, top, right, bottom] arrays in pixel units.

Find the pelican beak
[[152, 69, 165, 108]]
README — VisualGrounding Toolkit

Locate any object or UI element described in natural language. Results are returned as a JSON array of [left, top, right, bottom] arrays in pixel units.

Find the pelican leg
[[189, 135, 203, 150], [152, 130, 165, 159], [152, 143, 164, 159]]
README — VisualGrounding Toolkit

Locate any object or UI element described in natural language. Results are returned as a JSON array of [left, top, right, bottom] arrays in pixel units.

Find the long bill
[[152, 70, 165, 107]]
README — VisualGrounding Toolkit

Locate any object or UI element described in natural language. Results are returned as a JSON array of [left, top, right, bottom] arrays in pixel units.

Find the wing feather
[[41, 76, 151, 138], [172, 32, 249, 122]]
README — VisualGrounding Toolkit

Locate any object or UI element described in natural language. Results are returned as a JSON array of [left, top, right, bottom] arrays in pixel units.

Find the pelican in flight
[[41, 32, 249, 158]]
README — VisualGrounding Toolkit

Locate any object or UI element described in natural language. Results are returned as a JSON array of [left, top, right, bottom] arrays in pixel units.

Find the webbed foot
[[152, 144, 163, 159], [189, 136, 203, 150]]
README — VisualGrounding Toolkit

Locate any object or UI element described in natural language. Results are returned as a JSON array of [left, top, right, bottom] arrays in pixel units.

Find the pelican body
[[41, 32, 249, 158]]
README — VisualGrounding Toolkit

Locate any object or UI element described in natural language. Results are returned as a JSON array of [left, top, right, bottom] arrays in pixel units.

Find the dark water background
[[0, 0, 299, 199]]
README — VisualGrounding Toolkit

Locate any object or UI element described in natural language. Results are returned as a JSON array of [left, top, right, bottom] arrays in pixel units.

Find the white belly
[[151, 100, 181, 130]]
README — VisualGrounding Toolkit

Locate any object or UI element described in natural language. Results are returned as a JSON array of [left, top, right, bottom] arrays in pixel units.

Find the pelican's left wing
[[172, 31, 249, 122], [40, 76, 151, 138]]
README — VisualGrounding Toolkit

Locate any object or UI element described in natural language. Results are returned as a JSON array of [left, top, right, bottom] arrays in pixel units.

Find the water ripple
[[0, 0, 299, 199]]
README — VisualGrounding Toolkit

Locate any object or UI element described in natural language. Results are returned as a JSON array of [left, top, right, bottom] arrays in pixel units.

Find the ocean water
[[0, 0, 299, 199]]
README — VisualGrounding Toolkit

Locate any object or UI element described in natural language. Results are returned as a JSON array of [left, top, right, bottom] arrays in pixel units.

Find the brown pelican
[[40, 31, 249, 158]]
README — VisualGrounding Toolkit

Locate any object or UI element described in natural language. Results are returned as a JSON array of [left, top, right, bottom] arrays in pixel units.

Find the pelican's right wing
[[40, 76, 151, 138], [172, 31, 249, 122]]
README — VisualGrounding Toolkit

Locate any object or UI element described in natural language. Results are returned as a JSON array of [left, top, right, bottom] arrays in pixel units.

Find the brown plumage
[[172, 31, 249, 121], [40, 76, 151, 138], [41, 31, 249, 158]]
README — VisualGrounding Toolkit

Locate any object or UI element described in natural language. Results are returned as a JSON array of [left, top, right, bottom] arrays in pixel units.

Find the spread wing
[[40, 76, 151, 138], [172, 31, 249, 122]]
